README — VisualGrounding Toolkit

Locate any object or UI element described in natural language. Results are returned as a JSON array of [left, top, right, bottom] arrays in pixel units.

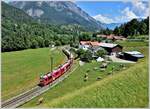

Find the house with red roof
[[79, 41, 123, 55]]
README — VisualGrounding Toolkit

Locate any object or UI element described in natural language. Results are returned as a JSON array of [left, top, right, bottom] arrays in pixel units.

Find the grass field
[[2, 47, 66, 100], [22, 46, 148, 108], [22, 61, 132, 107], [21, 41, 148, 107], [46, 59, 148, 108], [116, 40, 148, 47]]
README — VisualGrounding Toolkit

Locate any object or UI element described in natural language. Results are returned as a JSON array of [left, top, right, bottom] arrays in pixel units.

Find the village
[[73, 34, 144, 63], [69, 35, 145, 82]]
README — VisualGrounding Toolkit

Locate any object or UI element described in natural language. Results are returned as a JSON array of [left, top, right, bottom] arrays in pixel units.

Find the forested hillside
[[2, 2, 85, 52], [113, 18, 149, 37], [98, 17, 149, 37]]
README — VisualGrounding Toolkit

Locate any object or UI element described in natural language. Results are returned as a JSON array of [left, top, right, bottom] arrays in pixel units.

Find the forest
[[98, 17, 149, 37], [2, 2, 87, 52]]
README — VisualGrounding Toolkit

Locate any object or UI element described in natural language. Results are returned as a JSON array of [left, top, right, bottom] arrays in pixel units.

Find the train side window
[[45, 78, 47, 81], [48, 76, 52, 79]]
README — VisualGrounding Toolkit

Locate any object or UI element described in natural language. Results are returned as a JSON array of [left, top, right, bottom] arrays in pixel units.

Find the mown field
[[22, 61, 132, 107], [116, 40, 148, 47], [22, 41, 148, 108], [2, 47, 66, 100], [45, 59, 148, 108]]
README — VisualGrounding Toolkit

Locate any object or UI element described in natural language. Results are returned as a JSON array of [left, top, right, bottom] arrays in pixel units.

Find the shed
[[123, 51, 144, 62], [100, 43, 123, 54]]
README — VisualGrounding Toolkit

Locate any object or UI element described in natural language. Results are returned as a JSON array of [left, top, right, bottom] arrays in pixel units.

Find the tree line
[[2, 19, 85, 52], [98, 17, 149, 37]]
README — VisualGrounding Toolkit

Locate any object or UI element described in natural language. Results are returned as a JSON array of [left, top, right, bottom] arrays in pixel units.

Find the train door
[[48, 76, 53, 84]]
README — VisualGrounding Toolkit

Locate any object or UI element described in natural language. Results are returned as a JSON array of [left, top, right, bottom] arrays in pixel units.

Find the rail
[[1, 49, 74, 108]]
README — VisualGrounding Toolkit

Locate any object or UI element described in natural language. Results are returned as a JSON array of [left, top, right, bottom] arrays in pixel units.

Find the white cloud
[[121, 7, 138, 19], [93, 8, 139, 24], [93, 0, 149, 24], [93, 14, 114, 24], [131, 0, 149, 17]]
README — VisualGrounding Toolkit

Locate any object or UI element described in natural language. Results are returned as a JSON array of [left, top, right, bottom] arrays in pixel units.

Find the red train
[[39, 49, 73, 86]]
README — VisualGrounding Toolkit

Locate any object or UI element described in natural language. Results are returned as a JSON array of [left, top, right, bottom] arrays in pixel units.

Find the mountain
[[1, 1, 87, 52], [2, 1, 34, 24], [102, 23, 122, 30], [9, 1, 103, 31]]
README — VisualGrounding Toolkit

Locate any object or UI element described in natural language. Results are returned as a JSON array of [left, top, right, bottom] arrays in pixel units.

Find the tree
[[113, 27, 120, 35], [76, 48, 85, 58], [95, 48, 108, 58], [31, 40, 39, 48], [80, 50, 93, 62], [139, 21, 147, 35], [55, 40, 61, 46], [79, 33, 92, 41]]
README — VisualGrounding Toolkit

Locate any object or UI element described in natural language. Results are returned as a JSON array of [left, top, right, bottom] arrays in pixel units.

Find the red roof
[[80, 41, 100, 46]]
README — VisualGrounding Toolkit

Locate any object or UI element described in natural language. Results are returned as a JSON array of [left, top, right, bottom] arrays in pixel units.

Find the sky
[[76, 0, 149, 24], [3, 0, 149, 24]]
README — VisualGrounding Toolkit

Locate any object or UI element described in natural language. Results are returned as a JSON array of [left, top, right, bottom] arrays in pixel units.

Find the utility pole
[[50, 56, 53, 72], [49, 45, 53, 72]]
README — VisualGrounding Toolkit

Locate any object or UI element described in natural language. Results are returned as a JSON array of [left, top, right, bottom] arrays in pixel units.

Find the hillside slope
[[46, 60, 148, 108], [2, 1, 33, 23], [1, 2, 85, 52], [9, 1, 102, 31]]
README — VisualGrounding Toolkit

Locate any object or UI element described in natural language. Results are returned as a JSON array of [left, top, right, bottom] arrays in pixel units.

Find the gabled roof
[[90, 42, 101, 46], [80, 41, 101, 46], [124, 51, 142, 55], [99, 43, 118, 48], [80, 41, 90, 45], [124, 51, 144, 58]]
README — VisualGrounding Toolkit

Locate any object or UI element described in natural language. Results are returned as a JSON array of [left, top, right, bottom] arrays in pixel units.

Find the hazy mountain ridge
[[103, 23, 122, 30]]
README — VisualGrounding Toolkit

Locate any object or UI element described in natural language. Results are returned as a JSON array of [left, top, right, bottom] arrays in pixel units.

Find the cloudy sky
[[3, 0, 149, 24], [76, 0, 149, 24]]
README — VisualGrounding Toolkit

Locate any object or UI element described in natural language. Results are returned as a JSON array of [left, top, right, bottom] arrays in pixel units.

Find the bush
[[76, 48, 85, 58], [95, 48, 108, 58], [80, 50, 93, 62]]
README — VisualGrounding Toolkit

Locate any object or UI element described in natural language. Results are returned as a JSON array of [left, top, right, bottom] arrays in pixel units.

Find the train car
[[39, 49, 73, 86], [52, 68, 62, 80]]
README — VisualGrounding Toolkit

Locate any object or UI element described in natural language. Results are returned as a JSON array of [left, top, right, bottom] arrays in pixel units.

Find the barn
[[99, 43, 123, 54], [79, 41, 101, 50], [123, 51, 144, 62]]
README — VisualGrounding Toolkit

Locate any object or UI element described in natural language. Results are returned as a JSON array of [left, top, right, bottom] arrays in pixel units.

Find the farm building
[[79, 41, 122, 55], [123, 51, 144, 61], [96, 34, 126, 41], [79, 41, 101, 50], [117, 51, 144, 62], [99, 43, 123, 54]]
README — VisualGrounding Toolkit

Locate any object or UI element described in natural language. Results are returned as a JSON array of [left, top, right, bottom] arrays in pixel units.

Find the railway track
[[1, 49, 76, 108], [1, 65, 76, 108]]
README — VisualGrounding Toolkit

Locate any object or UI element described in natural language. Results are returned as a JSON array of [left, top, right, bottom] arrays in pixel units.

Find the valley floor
[[2, 47, 66, 101], [22, 46, 148, 108]]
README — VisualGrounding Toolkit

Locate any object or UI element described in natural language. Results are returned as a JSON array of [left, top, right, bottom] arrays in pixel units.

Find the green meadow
[[2, 48, 65, 100], [116, 40, 148, 47], [46, 59, 148, 108], [22, 44, 148, 107]]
